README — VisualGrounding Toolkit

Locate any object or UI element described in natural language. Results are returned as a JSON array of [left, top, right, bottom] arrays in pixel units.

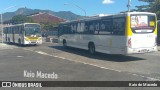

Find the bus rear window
[[130, 15, 156, 33]]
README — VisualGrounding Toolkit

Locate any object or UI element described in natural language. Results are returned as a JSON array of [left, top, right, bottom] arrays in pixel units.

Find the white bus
[[58, 12, 157, 55], [3, 23, 42, 45], [157, 20, 160, 44]]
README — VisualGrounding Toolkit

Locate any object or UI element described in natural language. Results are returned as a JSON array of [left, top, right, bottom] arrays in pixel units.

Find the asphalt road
[[20, 42, 160, 80], [0, 42, 160, 90]]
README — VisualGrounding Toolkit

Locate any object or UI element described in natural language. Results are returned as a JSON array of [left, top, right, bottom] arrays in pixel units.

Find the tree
[[11, 15, 33, 24], [134, 0, 160, 19], [41, 23, 59, 31]]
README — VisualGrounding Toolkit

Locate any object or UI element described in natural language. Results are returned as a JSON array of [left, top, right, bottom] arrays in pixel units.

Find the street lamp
[[1, 6, 16, 44], [64, 3, 86, 17]]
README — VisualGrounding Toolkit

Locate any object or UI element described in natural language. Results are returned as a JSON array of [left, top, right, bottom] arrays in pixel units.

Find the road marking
[[35, 51, 48, 55], [23, 48, 34, 52], [17, 56, 23, 58], [57, 57, 66, 60], [34, 51, 53, 57], [54, 56, 58, 58], [127, 73, 160, 81], [23, 48, 160, 81], [81, 61, 121, 72]]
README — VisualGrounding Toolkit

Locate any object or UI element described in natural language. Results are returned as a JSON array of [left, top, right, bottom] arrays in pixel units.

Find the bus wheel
[[33, 44, 37, 46], [63, 40, 67, 48], [89, 43, 95, 55]]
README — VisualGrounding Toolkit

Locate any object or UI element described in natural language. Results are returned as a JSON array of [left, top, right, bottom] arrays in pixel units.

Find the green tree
[[41, 23, 59, 31], [11, 15, 33, 24], [134, 0, 160, 19]]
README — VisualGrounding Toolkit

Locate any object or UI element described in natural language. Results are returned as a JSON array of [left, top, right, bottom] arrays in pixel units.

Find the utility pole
[[1, 13, 3, 43], [127, 0, 131, 12]]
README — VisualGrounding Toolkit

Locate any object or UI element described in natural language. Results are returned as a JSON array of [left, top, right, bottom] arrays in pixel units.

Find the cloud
[[102, 0, 115, 4]]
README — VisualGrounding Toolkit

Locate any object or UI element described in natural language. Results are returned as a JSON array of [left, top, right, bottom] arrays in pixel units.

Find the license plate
[[140, 49, 148, 53], [31, 42, 36, 43]]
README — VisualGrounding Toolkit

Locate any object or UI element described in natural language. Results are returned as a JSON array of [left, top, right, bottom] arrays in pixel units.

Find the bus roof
[[4, 23, 40, 28], [61, 12, 156, 25], [126, 12, 156, 16]]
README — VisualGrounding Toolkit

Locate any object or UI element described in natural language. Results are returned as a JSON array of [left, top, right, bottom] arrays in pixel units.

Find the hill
[[2, 7, 84, 22]]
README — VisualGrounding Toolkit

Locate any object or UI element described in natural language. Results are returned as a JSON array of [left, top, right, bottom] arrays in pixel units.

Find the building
[[28, 12, 66, 24]]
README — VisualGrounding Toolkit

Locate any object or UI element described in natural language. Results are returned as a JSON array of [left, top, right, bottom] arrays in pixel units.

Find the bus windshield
[[25, 27, 41, 36], [130, 14, 156, 33]]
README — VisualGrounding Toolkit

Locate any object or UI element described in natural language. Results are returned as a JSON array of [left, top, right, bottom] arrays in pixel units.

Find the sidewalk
[[0, 43, 18, 50], [0, 42, 15, 47], [0, 43, 10, 47]]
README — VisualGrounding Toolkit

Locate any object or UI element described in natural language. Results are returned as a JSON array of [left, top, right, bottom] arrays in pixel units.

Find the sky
[[0, 0, 148, 16]]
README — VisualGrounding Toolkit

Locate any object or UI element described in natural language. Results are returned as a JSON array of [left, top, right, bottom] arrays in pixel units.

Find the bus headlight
[[24, 37, 30, 41], [38, 37, 42, 41]]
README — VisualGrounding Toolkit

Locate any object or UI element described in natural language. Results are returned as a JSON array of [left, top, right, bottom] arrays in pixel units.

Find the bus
[[157, 20, 160, 44], [3, 23, 42, 45], [58, 12, 157, 55]]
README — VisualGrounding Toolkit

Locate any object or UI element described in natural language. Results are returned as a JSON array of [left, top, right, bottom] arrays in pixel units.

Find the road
[[0, 41, 160, 90], [21, 42, 160, 81]]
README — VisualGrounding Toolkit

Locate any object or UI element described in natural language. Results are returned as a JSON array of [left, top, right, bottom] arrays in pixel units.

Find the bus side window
[[61, 24, 72, 34], [8, 28, 10, 34], [18, 26, 21, 35], [86, 21, 95, 34], [3, 28, 5, 34], [9, 28, 11, 34], [15, 27, 18, 34], [83, 22, 94, 34], [11, 28, 13, 34], [97, 20, 112, 35], [21, 26, 24, 34], [7, 28, 9, 34], [71, 24, 77, 34], [112, 17, 125, 35]]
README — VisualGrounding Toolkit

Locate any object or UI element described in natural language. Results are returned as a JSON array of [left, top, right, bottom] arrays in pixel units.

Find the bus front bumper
[[24, 40, 42, 45]]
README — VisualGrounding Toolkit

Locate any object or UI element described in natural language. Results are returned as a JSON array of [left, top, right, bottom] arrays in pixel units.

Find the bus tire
[[63, 40, 67, 48], [88, 43, 95, 55], [33, 44, 37, 46]]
